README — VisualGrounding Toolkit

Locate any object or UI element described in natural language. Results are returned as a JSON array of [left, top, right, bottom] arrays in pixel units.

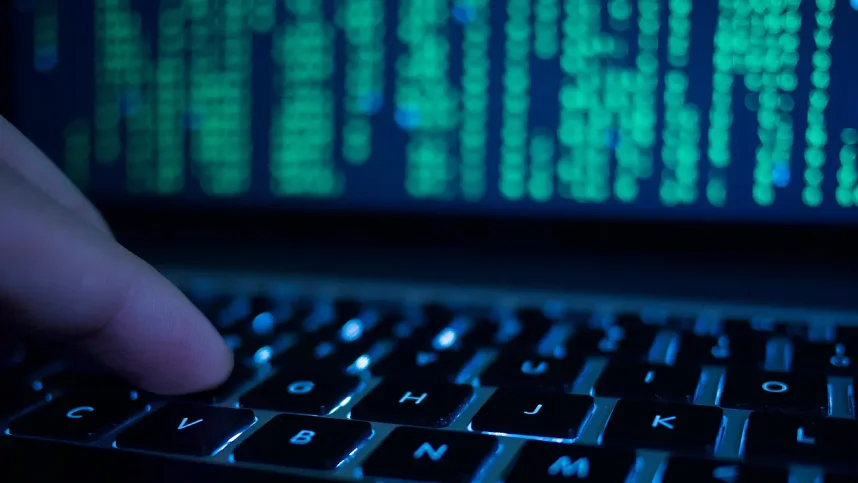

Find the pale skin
[[0, 115, 233, 394]]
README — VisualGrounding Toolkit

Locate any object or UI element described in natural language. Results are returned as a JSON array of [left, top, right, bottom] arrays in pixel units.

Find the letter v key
[[178, 417, 203, 430]]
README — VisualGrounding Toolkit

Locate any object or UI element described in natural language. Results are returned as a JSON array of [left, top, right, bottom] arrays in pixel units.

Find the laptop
[[3, 0, 858, 481]]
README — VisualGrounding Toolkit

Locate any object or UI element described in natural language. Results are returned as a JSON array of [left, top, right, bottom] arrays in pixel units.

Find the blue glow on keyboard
[[353, 355, 371, 371], [251, 312, 275, 334], [316, 342, 336, 358], [253, 346, 273, 365], [712, 372, 726, 406], [432, 328, 458, 350], [340, 318, 364, 342], [852, 0, 858, 11], [337, 433, 374, 469], [223, 334, 242, 351], [543, 302, 565, 319], [467, 422, 574, 444], [328, 396, 353, 416], [211, 420, 257, 457]]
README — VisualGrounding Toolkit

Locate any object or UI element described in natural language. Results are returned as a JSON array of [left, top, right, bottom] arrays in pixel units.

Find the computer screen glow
[[9, 0, 858, 221]]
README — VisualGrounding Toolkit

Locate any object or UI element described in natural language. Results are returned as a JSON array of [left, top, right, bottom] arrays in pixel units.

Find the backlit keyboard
[[3, 281, 858, 482]]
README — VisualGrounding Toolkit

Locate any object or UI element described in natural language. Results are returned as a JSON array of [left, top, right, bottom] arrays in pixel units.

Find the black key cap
[[479, 352, 584, 391], [1, 436, 331, 483], [470, 389, 593, 440], [34, 371, 137, 397], [233, 414, 372, 470], [115, 403, 255, 456], [459, 317, 501, 348], [506, 442, 635, 482], [333, 297, 364, 321], [350, 380, 473, 428], [509, 308, 554, 349], [274, 333, 375, 372], [240, 371, 361, 416], [421, 302, 457, 327], [602, 400, 723, 454], [725, 317, 807, 337], [675, 333, 767, 367], [744, 412, 858, 469], [8, 390, 148, 443], [719, 370, 828, 415], [182, 365, 257, 404], [593, 363, 701, 403], [661, 457, 789, 483], [372, 344, 475, 382], [1, 386, 48, 419], [792, 341, 854, 375], [836, 325, 858, 346], [361, 426, 498, 482], [566, 325, 658, 359]]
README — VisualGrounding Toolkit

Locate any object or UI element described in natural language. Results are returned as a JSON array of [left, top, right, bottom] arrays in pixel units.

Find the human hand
[[0, 115, 233, 394]]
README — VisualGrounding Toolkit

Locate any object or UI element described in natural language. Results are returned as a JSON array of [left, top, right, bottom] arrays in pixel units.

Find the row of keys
[[8, 375, 858, 469], [14, 397, 855, 482], [0, 356, 837, 428]]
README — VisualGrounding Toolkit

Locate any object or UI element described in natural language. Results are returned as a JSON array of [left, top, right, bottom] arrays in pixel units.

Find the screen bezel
[[2, 2, 857, 268]]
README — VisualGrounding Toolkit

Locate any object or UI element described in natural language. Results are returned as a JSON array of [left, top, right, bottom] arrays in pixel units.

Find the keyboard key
[[593, 363, 701, 403], [675, 333, 767, 367], [240, 371, 361, 416], [744, 412, 858, 468], [506, 442, 635, 482], [602, 400, 723, 454], [791, 341, 854, 375], [0, 387, 47, 419], [1, 436, 331, 483], [274, 336, 374, 373], [725, 318, 807, 338], [350, 380, 474, 428], [115, 403, 255, 456], [182, 365, 256, 404], [835, 325, 858, 346], [479, 352, 584, 391], [33, 371, 136, 396], [661, 457, 789, 483], [567, 325, 658, 358], [8, 390, 148, 443], [361, 426, 498, 482], [458, 317, 501, 348], [233, 414, 372, 470], [372, 344, 475, 382], [333, 297, 364, 321], [470, 389, 593, 440], [508, 308, 554, 349], [719, 370, 828, 415]]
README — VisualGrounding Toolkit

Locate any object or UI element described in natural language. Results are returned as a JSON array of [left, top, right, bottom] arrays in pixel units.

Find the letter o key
[[761, 381, 788, 393]]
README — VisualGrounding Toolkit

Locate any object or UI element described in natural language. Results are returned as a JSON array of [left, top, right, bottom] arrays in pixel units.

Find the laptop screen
[[7, 1, 858, 223]]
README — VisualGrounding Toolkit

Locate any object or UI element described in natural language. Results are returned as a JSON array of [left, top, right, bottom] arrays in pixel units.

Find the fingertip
[[75, 269, 236, 395], [134, 316, 235, 396]]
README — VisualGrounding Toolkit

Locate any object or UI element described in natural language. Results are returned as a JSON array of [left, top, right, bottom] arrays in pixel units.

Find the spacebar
[[0, 437, 331, 482]]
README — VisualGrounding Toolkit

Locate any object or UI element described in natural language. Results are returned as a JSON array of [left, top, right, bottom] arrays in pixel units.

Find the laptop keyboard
[[2, 287, 858, 482]]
